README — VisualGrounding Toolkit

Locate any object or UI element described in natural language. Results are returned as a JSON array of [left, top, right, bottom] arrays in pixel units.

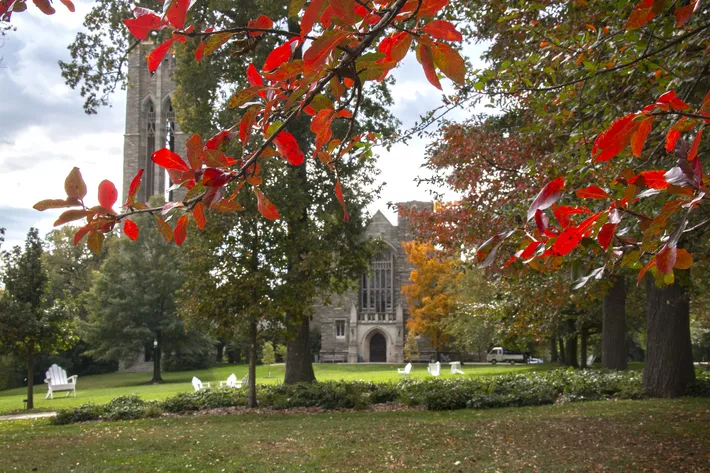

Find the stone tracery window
[[145, 100, 156, 197], [360, 249, 394, 321]]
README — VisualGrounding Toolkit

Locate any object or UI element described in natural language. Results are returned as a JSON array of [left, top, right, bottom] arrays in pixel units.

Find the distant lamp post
[[153, 339, 158, 349]]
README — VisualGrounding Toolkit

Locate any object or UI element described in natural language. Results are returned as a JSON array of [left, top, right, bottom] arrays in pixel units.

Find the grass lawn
[[0, 397, 707, 472], [0, 362, 570, 414]]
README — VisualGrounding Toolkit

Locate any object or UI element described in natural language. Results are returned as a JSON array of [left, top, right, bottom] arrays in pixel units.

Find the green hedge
[[51, 368, 710, 425]]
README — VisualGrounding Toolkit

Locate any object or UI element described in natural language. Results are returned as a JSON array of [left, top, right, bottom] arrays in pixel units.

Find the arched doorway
[[370, 333, 387, 362]]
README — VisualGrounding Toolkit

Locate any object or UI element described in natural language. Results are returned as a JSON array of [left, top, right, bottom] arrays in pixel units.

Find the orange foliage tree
[[401, 241, 460, 359]]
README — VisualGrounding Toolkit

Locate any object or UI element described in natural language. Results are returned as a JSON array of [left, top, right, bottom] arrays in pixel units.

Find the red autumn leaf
[[417, 42, 441, 90], [174, 214, 189, 246], [592, 113, 638, 162], [656, 90, 691, 111], [247, 14, 273, 36], [625, 0, 655, 30], [246, 63, 264, 87], [239, 106, 259, 148], [54, 209, 93, 227], [212, 199, 244, 213], [656, 244, 677, 274], [520, 240, 543, 260], [303, 30, 346, 72], [422, 20, 463, 42], [185, 134, 203, 170], [263, 40, 295, 72], [534, 209, 549, 234], [301, 0, 325, 37], [73, 223, 93, 246], [254, 187, 280, 220], [98, 180, 118, 209], [164, 0, 189, 29], [431, 41, 465, 86], [575, 185, 611, 200], [597, 223, 617, 251], [631, 117, 654, 157], [87, 231, 105, 255], [476, 229, 516, 268], [148, 38, 174, 74], [124, 169, 144, 206], [195, 41, 205, 62], [123, 219, 139, 241], [33, 0, 55, 15], [527, 177, 565, 221], [193, 202, 206, 230], [629, 170, 669, 190], [202, 168, 231, 187], [665, 128, 681, 153], [330, 0, 357, 25], [335, 180, 349, 222], [688, 129, 703, 161], [123, 10, 163, 41], [311, 109, 334, 156], [552, 226, 582, 256], [675, 248, 693, 269], [205, 129, 233, 150], [638, 257, 656, 283], [552, 205, 592, 228], [675, 1, 697, 27], [59, 0, 74, 12], [154, 216, 173, 242], [152, 148, 190, 171], [273, 131, 305, 166]]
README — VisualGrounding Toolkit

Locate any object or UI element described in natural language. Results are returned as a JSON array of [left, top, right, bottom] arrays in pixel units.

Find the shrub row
[[52, 368, 710, 425]]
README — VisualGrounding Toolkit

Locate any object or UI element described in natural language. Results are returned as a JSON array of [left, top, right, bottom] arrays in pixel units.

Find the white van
[[486, 347, 527, 365]]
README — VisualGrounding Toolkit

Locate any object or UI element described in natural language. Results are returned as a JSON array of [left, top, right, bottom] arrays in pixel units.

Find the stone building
[[121, 43, 433, 367], [314, 202, 436, 363], [122, 43, 186, 205]]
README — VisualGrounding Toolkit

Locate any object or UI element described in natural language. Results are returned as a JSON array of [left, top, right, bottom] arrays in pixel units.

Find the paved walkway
[[0, 412, 56, 422]]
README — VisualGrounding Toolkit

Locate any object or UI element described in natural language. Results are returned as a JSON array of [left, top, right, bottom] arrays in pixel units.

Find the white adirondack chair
[[397, 363, 412, 376], [44, 364, 78, 399], [427, 361, 441, 377], [192, 376, 211, 391], [219, 373, 239, 388], [587, 354, 596, 366], [450, 361, 464, 375]]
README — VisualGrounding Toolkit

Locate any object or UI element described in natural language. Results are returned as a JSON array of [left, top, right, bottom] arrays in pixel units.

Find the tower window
[[144, 101, 156, 197], [360, 250, 394, 318]]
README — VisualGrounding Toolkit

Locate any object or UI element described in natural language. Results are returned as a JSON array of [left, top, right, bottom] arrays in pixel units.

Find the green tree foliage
[[261, 342, 275, 378], [84, 204, 209, 384], [0, 228, 77, 408]]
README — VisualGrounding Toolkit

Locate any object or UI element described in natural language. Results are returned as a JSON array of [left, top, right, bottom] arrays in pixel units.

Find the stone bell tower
[[122, 42, 186, 204]]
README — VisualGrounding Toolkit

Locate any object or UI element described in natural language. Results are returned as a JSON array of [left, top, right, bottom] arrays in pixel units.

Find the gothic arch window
[[163, 98, 176, 200], [360, 249, 394, 322], [144, 100, 156, 197]]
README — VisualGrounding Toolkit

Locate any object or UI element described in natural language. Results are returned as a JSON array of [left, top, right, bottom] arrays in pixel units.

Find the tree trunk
[[565, 320, 578, 368], [247, 320, 258, 408], [216, 341, 225, 363], [26, 348, 34, 410], [580, 326, 588, 369], [151, 345, 162, 384], [603, 275, 628, 370], [284, 315, 316, 384], [550, 337, 558, 363], [644, 276, 695, 397], [558, 338, 566, 365]]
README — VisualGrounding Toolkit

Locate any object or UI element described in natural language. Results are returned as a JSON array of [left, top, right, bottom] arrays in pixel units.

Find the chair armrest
[[68, 375, 78, 384], [44, 378, 51, 384]]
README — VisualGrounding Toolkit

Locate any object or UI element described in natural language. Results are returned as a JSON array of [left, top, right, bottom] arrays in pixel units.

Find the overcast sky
[[0, 2, 485, 249]]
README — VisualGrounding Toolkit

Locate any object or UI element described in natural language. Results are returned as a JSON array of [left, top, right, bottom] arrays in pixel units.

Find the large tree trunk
[[216, 341, 225, 363], [284, 315, 316, 384], [26, 348, 34, 410], [558, 337, 566, 365], [580, 326, 589, 369], [247, 320, 258, 408], [550, 337, 558, 363], [603, 275, 628, 370], [644, 277, 695, 397], [151, 342, 162, 384], [565, 320, 578, 368]]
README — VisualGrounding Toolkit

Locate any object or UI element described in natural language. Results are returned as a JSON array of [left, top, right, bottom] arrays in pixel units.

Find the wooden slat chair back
[[219, 373, 238, 388], [192, 376, 211, 391], [397, 363, 412, 376], [44, 364, 78, 399], [427, 361, 441, 377]]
